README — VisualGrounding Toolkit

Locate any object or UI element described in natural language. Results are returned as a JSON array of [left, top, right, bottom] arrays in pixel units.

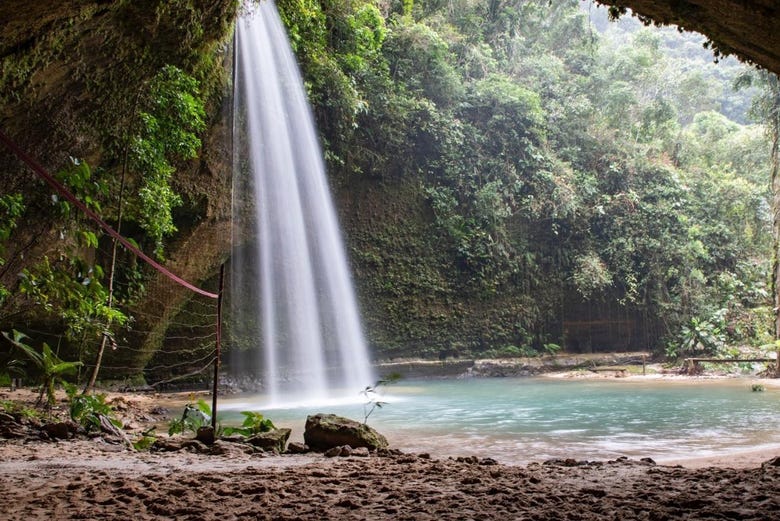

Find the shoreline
[[3, 375, 780, 519], [542, 366, 780, 384], [657, 443, 780, 468], [3, 367, 780, 471]]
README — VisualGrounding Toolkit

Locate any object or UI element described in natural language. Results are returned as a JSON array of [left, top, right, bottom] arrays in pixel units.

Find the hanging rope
[[0, 129, 219, 299]]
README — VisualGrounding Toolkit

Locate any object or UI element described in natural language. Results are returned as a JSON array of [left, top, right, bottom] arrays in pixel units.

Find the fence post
[[212, 264, 225, 429]]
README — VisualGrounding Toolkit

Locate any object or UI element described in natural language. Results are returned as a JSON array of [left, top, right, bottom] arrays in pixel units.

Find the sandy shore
[[1, 437, 780, 520], [2, 376, 780, 519], [659, 444, 780, 468]]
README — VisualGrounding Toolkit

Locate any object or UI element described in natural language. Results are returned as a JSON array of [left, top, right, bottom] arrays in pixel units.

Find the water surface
[[220, 377, 780, 463]]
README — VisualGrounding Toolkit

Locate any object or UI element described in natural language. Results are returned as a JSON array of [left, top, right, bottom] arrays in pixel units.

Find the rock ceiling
[[596, 1, 780, 74], [1, 2, 778, 73]]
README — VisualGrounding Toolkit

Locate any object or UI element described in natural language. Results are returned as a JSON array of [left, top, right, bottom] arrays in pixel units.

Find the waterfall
[[231, 1, 374, 405]]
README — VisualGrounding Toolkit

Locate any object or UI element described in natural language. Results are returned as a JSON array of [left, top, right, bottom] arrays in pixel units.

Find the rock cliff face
[[0, 1, 238, 379], [597, 1, 780, 73]]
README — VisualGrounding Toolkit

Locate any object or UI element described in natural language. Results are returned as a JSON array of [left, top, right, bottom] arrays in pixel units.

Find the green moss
[[0, 1, 238, 380]]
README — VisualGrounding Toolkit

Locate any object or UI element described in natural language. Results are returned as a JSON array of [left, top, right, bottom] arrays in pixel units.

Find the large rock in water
[[304, 414, 388, 452]]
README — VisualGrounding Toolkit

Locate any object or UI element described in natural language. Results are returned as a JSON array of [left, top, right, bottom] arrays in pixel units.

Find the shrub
[[168, 398, 213, 436], [222, 411, 275, 437]]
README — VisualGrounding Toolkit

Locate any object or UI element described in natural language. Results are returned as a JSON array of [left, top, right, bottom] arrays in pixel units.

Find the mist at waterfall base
[[229, 2, 373, 407], [221, 377, 780, 464]]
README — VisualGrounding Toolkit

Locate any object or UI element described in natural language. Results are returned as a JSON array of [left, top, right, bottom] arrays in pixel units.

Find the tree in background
[[738, 71, 780, 373]]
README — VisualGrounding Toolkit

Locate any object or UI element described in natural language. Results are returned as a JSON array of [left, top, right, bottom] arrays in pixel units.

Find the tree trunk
[[770, 74, 780, 377], [83, 137, 130, 393]]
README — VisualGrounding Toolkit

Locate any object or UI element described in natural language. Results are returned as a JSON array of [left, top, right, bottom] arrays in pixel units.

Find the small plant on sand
[[168, 398, 213, 436], [64, 383, 122, 433], [0, 399, 41, 421], [361, 373, 401, 425], [2, 330, 82, 407], [132, 427, 158, 451], [223, 411, 276, 437]]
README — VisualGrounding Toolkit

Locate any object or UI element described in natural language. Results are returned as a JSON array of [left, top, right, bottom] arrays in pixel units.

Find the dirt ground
[[2, 383, 780, 520], [1, 438, 780, 520]]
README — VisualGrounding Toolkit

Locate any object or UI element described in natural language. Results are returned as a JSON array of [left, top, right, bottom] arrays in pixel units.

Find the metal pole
[[212, 264, 225, 429]]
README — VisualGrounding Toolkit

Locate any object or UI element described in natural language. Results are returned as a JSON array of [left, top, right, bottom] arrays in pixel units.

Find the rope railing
[[1, 129, 227, 421], [0, 129, 219, 300]]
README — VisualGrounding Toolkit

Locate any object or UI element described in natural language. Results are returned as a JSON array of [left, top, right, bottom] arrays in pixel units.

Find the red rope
[[0, 129, 219, 299]]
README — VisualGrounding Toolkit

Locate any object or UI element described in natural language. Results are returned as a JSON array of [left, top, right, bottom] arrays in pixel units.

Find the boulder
[[324, 444, 357, 457], [151, 437, 187, 452], [196, 426, 215, 445], [763, 456, 780, 468], [352, 446, 370, 457], [286, 441, 309, 454], [324, 446, 343, 458], [42, 421, 80, 440], [210, 440, 254, 456], [303, 413, 388, 452], [247, 428, 291, 453], [182, 439, 209, 453]]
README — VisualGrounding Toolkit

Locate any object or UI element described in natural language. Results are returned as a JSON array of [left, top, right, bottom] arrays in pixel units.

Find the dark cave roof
[[597, 1, 780, 74]]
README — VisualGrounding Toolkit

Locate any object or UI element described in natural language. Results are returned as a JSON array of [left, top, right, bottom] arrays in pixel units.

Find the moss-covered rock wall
[[0, 1, 239, 379]]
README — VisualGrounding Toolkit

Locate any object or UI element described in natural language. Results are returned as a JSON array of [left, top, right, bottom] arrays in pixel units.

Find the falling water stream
[[231, 1, 373, 405]]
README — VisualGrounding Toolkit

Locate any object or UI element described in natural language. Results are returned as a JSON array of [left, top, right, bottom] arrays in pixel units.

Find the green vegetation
[[0, 194, 24, 306], [132, 427, 159, 451], [168, 398, 214, 436], [129, 65, 207, 260], [2, 330, 82, 407], [276, 0, 774, 361], [0, 0, 777, 379], [222, 411, 276, 437], [0, 1, 237, 382], [64, 383, 122, 433], [0, 399, 42, 421], [168, 398, 277, 439], [12, 160, 130, 384]]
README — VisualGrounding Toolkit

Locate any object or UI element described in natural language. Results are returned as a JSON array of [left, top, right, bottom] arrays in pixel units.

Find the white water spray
[[231, 2, 374, 405]]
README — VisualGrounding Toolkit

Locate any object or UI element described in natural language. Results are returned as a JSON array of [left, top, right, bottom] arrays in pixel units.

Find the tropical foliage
[[168, 398, 213, 436], [278, 0, 773, 359], [65, 383, 122, 433], [2, 330, 82, 407], [222, 411, 276, 437]]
